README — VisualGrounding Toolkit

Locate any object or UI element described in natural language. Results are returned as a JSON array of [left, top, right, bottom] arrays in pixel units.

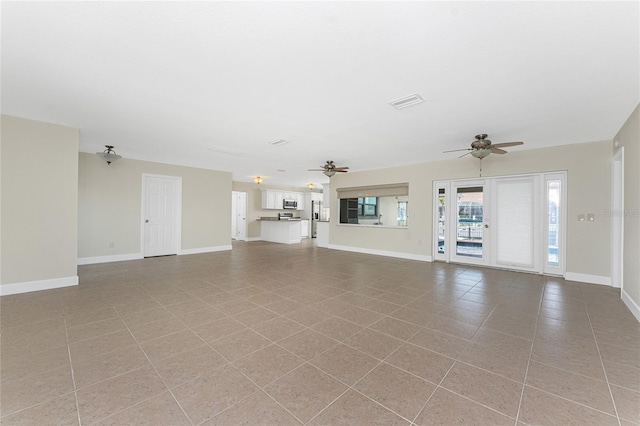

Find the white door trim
[[611, 148, 624, 289], [141, 174, 182, 257]]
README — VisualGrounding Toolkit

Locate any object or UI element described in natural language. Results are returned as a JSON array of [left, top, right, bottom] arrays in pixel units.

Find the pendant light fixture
[[96, 145, 122, 165], [253, 176, 264, 184]]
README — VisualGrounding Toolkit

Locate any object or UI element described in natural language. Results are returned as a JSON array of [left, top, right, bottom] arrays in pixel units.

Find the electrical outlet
[[108, 241, 115, 248]]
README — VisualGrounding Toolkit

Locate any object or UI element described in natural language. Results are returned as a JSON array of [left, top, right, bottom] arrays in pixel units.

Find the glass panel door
[[547, 180, 560, 267], [455, 186, 484, 259], [433, 182, 448, 261], [438, 188, 445, 256], [544, 172, 566, 276]]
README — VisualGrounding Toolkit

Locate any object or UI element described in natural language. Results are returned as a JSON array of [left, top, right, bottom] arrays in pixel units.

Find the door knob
[[145, 220, 149, 223], [484, 224, 489, 228]]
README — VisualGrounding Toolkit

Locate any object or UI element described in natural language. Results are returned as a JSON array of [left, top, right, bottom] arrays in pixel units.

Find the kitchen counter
[[258, 217, 301, 221], [260, 220, 302, 244]]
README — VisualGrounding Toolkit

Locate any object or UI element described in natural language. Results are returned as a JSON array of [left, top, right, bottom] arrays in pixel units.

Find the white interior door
[[143, 175, 181, 257], [234, 191, 247, 240], [231, 193, 237, 239]]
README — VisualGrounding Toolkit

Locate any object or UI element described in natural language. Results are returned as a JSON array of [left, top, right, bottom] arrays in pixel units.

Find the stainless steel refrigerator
[[311, 200, 322, 238]]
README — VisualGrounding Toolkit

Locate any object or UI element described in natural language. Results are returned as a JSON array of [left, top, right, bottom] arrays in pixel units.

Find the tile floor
[[1, 240, 639, 425]]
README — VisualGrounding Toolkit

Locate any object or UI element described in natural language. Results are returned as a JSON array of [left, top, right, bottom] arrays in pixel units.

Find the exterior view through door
[[142, 174, 181, 257], [434, 172, 566, 276]]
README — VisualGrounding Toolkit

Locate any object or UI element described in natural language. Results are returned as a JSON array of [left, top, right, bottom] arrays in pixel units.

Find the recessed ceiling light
[[206, 145, 245, 155], [269, 139, 289, 147], [389, 93, 424, 110]]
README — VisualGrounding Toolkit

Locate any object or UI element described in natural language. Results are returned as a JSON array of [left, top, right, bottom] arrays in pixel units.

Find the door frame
[[433, 171, 567, 276], [611, 148, 624, 289], [141, 174, 182, 257]]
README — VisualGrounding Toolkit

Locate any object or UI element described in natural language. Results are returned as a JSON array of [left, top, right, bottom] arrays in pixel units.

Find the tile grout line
[[61, 295, 84, 426], [514, 278, 552, 425], [140, 289, 332, 425], [584, 294, 623, 426], [101, 302, 197, 426], [412, 277, 517, 425]]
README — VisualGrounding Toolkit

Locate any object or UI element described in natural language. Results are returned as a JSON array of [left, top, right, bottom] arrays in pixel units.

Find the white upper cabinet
[[261, 190, 278, 209], [261, 190, 305, 210]]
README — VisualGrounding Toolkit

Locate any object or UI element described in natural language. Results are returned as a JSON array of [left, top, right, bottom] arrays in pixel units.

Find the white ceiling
[[2, 1, 638, 187]]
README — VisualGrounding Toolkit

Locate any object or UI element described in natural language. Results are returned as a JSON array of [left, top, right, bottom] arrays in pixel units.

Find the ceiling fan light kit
[[471, 150, 491, 159], [308, 160, 349, 178], [444, 134, 524, 159]]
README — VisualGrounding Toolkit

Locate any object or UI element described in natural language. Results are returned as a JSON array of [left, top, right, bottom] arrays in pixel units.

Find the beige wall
[[231, 181, 315, 239], [329, 140, 612, 278], [613, 104, 640, 310], [1, 115, 79, 286], [78, 153, 232, 259]]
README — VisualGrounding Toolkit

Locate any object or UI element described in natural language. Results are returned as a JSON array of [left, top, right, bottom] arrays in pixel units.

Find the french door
[[450, 181, 489, 267], [434, 172, 566, 275]]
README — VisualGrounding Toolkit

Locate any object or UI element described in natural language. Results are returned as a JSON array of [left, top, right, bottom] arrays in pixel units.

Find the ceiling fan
[[308, 160, 349, 177], [444, 134, 524, 159]]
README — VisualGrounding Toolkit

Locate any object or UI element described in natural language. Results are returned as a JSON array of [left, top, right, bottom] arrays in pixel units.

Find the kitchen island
[[260, 219, 302, 244]]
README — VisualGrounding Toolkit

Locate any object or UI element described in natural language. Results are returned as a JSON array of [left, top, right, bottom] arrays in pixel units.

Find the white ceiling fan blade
[[444, 148, 472, 153], [492, 141, 523, 148]]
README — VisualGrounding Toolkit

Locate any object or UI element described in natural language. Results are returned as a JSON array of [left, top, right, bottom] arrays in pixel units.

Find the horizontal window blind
[[336, 183, 408, 199]]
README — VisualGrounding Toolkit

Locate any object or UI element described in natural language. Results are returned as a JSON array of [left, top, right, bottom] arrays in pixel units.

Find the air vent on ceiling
[[389, 93, 424, 110], [206, 146, 245, 156], [269, 139, 289, 147]]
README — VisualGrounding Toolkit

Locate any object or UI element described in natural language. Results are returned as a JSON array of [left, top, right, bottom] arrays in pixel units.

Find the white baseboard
[[621, 289, 640, 323], [0, 276, 79, 296], [246, 237, 262, 242], [328, 244, 432, 262], [77, 253, 143, 265], [179, 245, 232, 255], [564, 272, 611, 286]]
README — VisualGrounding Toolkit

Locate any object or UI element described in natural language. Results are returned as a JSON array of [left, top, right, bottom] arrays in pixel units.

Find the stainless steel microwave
[[283, 199, 297, 209]]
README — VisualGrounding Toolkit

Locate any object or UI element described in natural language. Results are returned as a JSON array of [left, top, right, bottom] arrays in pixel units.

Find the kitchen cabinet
[[300, 219, 309, 238], [260, 220, 302, 244], [261, 190, 305, 210], [261, 190, 279, 209]]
